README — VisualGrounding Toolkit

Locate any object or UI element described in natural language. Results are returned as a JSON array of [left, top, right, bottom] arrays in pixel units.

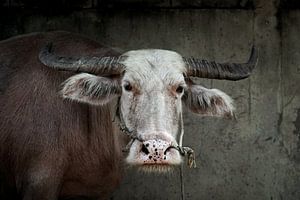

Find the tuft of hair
[[61, 73, 121, 105], [184, 85, 235, 118]]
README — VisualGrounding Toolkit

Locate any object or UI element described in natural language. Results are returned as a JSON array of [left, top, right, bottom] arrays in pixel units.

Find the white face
[[120, 50, 186, 170], [60, 49, 235, 172]]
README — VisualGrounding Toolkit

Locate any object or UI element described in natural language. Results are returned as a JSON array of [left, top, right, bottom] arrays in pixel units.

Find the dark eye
[[124, 82, 132, 91], [176, 86, 184, 93]]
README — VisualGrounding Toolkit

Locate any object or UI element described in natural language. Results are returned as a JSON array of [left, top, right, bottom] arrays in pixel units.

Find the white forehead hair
[[120, 49, 186, 86]]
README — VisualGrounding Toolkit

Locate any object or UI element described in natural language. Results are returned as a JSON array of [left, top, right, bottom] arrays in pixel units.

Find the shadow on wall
[[1, 0, 88, 8], [0, 0, 256, 11], [0, 0, 89, 14], [1, 0, 300, 10]]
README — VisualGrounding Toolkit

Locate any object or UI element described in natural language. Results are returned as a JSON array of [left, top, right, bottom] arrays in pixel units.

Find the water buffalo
[[0, 31, 257, 200]]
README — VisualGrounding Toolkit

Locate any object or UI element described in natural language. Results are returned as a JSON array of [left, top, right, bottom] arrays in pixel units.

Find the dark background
[[1, 0, 300, 200]]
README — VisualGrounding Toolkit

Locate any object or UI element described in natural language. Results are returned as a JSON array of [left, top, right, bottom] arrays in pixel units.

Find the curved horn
[[39, 43, 126, 75], [183, 46, 258, 81]]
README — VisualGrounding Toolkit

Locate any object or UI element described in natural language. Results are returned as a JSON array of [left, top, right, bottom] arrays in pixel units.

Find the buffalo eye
[[124, 82, 132, 91], [176, 86, 184, 94]]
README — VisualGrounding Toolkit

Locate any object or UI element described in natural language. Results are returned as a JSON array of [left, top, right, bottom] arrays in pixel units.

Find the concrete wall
[[0, 0, 300, 199]]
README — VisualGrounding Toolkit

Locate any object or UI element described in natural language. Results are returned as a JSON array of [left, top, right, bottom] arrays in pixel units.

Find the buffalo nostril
[[141, 144, 150, 155]]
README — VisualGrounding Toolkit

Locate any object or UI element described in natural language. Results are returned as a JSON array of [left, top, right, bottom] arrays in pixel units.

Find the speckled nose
[[140, 139, 172, 163]]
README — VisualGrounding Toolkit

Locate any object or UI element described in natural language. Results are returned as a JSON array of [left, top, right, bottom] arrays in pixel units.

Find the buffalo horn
[[183, 46, 258, 80], [39, 43, 125, 75]]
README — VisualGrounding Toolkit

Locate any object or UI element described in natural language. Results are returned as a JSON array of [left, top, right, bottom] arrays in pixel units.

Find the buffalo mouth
[[138, 164, 174, 173], [125, 139, 182, 172]]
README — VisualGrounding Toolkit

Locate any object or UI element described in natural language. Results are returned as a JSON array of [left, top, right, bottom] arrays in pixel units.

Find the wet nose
[[140, 139, 173, 163]]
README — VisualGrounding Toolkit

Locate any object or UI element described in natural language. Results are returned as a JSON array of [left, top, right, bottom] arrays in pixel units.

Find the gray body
[[0, 31, 124, 200]]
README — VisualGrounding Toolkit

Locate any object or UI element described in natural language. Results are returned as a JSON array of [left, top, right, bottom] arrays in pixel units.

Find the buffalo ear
[[183, 85, 235, 117], [61, 73, 121, 105]]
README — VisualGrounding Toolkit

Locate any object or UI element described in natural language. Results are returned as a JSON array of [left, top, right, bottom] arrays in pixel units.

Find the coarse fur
[[61, 73, 121, 105], [183, 84, 235, 117], [0, 31, 126, 200]]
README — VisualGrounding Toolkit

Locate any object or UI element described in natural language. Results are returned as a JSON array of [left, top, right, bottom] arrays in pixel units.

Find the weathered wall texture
[[0, 0, 299, 199]]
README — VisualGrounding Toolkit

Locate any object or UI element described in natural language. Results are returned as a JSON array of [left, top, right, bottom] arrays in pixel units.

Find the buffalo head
[[39, 44, 257, 172]]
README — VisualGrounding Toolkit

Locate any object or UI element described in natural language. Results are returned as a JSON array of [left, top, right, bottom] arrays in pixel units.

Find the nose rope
[[113, 98, 143, 153], [172, 146, 196, 168], [174, 111, 196, 168], [113, 98, 196, 168]]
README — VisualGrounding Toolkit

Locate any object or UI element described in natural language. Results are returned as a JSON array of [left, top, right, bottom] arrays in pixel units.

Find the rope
[[177, 112, 197, 168]]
